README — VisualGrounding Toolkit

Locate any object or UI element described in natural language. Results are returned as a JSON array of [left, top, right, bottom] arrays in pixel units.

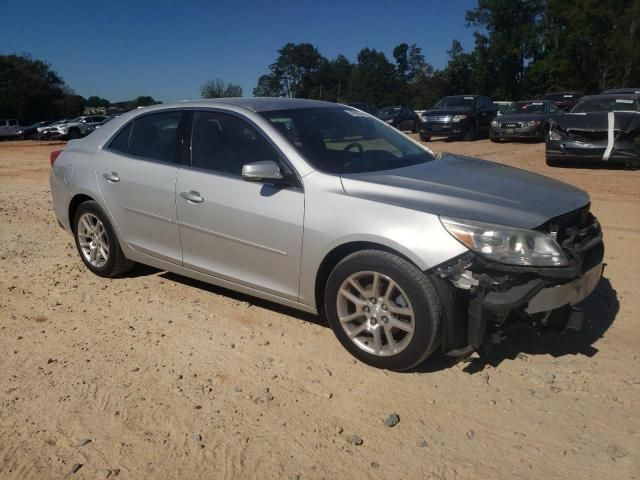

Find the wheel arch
[[314, 241, 424, 315], [68, 193, 95, 227]]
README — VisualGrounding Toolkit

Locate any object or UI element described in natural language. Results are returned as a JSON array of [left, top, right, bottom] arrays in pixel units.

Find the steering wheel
[[342, 142, 364, 153]]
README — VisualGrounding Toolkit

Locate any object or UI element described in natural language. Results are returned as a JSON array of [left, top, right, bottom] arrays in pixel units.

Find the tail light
[[50, 149, 62, 167]]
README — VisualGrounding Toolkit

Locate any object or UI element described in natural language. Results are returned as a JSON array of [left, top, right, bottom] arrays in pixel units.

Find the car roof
[[579, 93, 639, 100], [514, 99, 553, 104], [602, 88, 640, 94], [160, 97, 339, 113]]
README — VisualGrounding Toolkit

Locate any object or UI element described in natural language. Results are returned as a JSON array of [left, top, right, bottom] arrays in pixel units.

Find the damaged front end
[[432, 205, 604, 357], [546, 111, 640, 166]]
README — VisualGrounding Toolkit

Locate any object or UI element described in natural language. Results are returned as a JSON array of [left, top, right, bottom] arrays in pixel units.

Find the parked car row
[[0, 115, 114, 140], [361, 88, 639, 166]]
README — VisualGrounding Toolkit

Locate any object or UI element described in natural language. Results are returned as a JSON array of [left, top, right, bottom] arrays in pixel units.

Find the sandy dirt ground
[[0, 138, 638, 479]]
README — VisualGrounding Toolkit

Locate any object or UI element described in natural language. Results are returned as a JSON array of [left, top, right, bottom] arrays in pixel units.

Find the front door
[[97, 110, 184, 264], [176, 110, 304, 300]]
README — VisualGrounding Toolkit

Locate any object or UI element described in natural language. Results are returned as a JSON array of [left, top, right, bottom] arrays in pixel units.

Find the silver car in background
[[50, 98, 604, 371]]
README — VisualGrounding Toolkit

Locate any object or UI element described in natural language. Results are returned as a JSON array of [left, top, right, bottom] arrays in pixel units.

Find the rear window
[[128, 112, 182, 163], [108, 123, 132, 154], [571, 96, 640, 113]]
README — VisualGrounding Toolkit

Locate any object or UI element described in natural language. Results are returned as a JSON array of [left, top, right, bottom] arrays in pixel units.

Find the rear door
[[175, 110, 304, 300], [97, 110, 184, 263]]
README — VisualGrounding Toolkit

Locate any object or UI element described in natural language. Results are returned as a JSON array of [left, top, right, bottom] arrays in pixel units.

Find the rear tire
[[73, 201, 134, 277], [324, 250, 442, 371], [411, 121, 418, 133], [419, 133, 431, 142]]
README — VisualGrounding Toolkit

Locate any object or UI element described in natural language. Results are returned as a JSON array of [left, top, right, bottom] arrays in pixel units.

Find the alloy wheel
[[77, 213, 109, 268], [336, 271, 415, 356]]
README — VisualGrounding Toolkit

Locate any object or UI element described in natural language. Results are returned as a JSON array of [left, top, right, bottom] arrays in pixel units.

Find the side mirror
[[241, 161, 284, 182]]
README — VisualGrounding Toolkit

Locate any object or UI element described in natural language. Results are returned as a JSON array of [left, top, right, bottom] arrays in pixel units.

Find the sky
[[0, 0, 478, 103]]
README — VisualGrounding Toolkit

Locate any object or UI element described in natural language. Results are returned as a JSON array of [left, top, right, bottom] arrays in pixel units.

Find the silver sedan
[[50, 98, 604, 370]]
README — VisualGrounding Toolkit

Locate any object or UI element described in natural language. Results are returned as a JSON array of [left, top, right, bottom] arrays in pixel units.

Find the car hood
[[340, 154, 589, 229], [553, 111, 640, 133], [423, 108, 473, 117], [498, 113, 548, 122]]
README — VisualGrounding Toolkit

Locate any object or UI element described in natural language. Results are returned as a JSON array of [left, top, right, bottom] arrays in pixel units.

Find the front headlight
[[548, 129, 563, 141], [523, 120, 541, 127], [440, 217, 568, 267], [452, 114, 468, 122], [385, 119, 394, 124], [490, 119, 499, 127]]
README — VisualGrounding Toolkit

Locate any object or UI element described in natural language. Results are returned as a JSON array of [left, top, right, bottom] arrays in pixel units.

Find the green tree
[[308, 55, 353, 102], [0, 54, 73, 122], [85, 96, 110, 108], [255, 43, 326, 98], [437, 40, 474, 96], [465, 0, 545, 99], [526, 0, 640, 94], [253, 74, 282, 97], [347, 48, 404, 106], [201, 78, 243, 98]]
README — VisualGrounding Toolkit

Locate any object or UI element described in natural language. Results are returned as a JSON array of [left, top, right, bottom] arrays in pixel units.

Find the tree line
[[0, 54, 162, 124], [251, 0, 639, 107]]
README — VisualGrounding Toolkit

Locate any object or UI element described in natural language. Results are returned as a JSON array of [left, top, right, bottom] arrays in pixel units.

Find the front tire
[[73, 201, 134, 277], [324, 250, 442, 371], [464, 120, 477, 141], [68, 128, 81, 139]]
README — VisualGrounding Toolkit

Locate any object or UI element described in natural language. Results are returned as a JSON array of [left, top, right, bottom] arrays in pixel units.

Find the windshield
[[377, 107, 401, 119], [433, 96, 475, 110], [69, 117, 84, 123], [511, 101, 547, 114], [570, 96, 640, 113], [544, 93, 578, 102], [260, 107, 434, 174]]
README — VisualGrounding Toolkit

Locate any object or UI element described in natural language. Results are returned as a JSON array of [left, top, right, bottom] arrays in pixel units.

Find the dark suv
[[542, 92, 583, 111], [419, 95, 497, 141], [376, 106, 419, 133]]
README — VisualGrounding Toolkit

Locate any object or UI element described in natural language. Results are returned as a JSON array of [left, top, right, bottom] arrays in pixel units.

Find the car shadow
[[122, 265, 618, 375], [447, 276, 619, 375], [157, 271, 328, 329], [549, 160, 640, 171]]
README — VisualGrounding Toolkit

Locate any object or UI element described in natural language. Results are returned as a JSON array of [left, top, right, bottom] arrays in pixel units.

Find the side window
[[129, 111, 182, 163], [9, 119, 18, 126], [108, 123, 132, 154], [190, 111, 280, 176]]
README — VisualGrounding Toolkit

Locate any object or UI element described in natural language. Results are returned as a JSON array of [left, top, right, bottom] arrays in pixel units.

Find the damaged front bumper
[[546, 138, 640, 165], [546, 111, 640, 165], [433, 206, 604, 356]]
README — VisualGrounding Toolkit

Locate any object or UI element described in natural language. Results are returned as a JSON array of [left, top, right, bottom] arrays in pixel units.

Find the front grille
[[539, 205, 593, 244], [567, 130, 608, 142], [501, 122, 523, 128], [538, 205, 603, 272], [426, 115, 452, 123]]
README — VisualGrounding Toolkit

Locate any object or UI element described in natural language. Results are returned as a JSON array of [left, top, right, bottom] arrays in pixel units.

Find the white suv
[[50, 116, 107, 139], [0, 118, 24, 139]]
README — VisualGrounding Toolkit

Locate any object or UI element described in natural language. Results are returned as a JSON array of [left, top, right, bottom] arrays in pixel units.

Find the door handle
[[180, 191, 204, 203], [102, 172, 120, 182]]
